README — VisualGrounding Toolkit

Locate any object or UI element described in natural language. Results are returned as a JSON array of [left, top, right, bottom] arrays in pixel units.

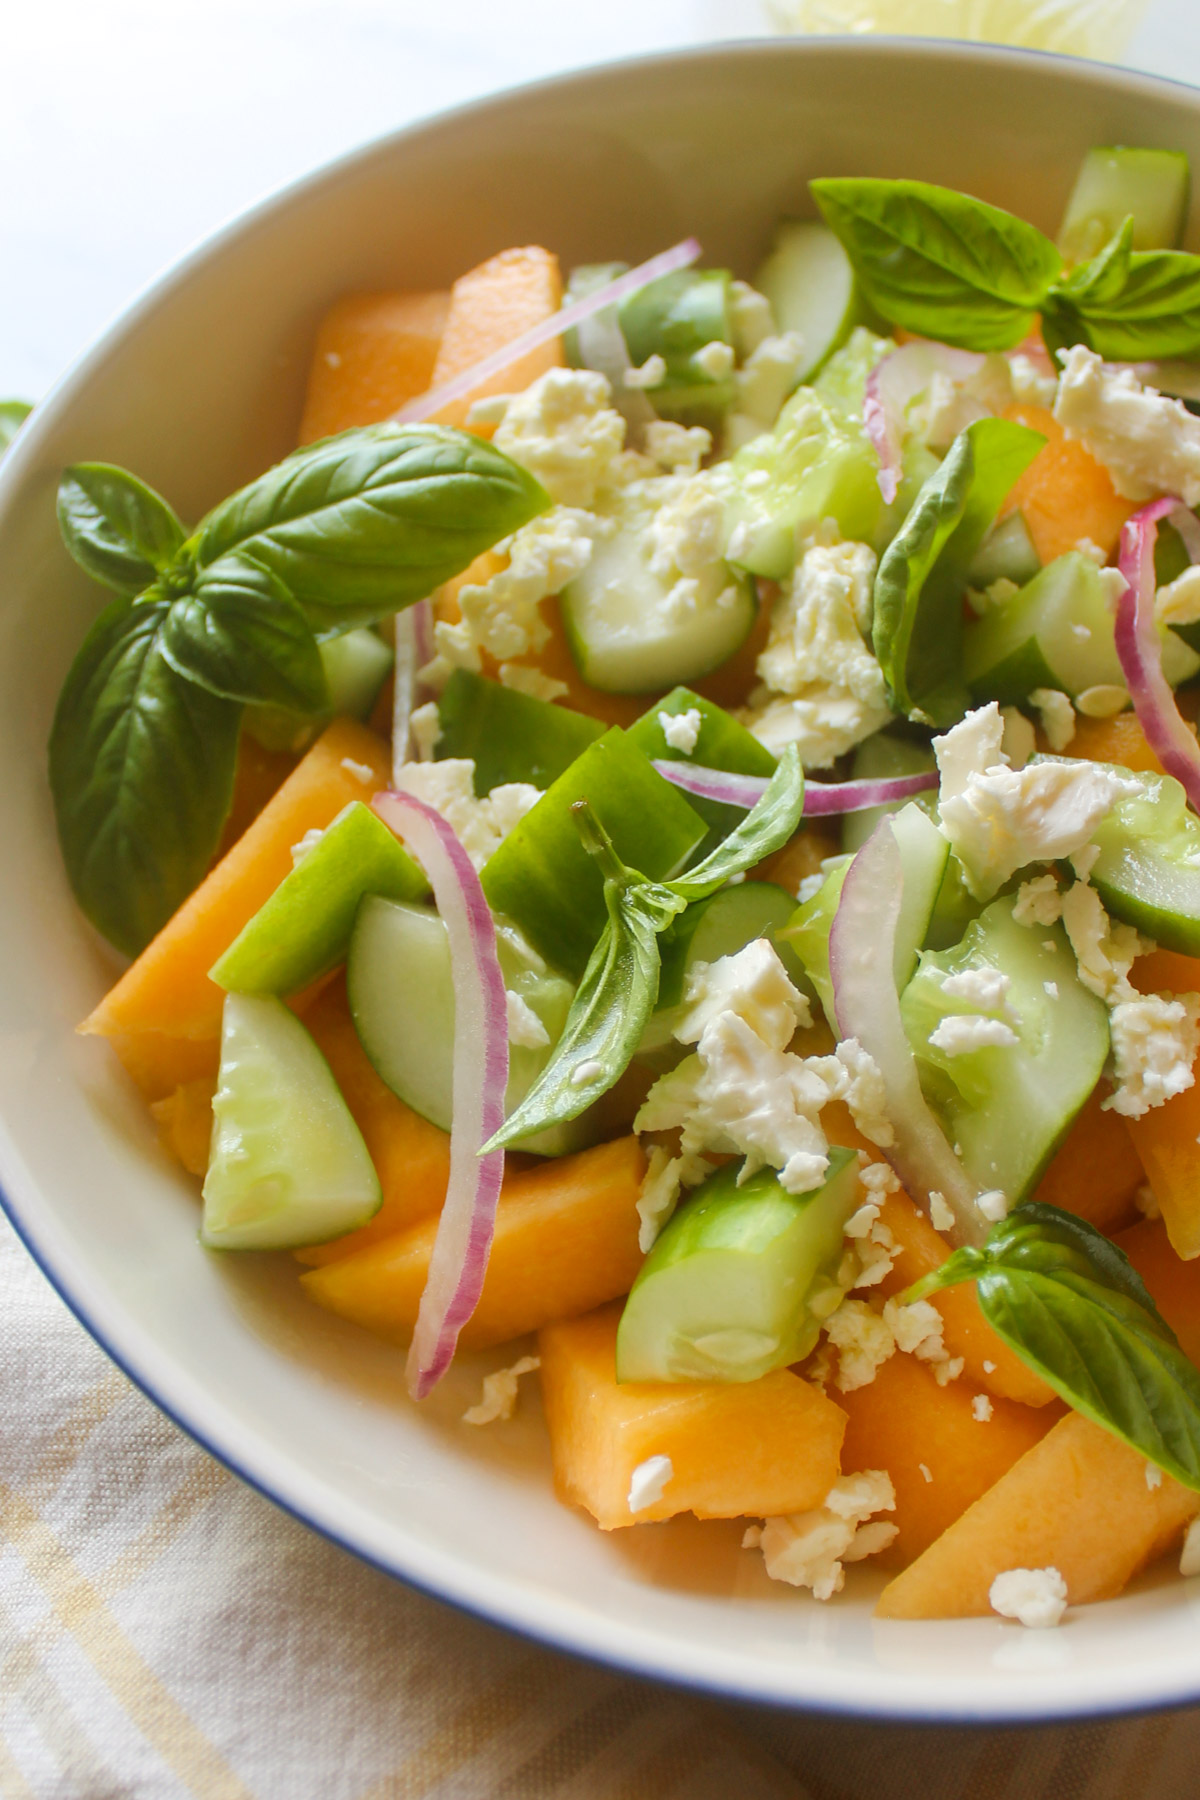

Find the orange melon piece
[[876, 1412, 1199, 1618], [150, 1077, 216, 1177], [215, 734, 300, 860], [1122, 949, 1200, 1259], [301, 1135, 646, 1348], [1062, 710, 1165, 776], [1000, 402, 1135, 566], [838, 1347, 1058, 1566], [1117, 1217, 1200, 1366], [540, 1303, 846, 1530], [751, 824, 841, 895], [298, 291, 449, 444], [294, 977, 451, 1266], [427, 247, 563, 430], [82, 719, 391, 1099], [1032, 1082, 1143, 1235]]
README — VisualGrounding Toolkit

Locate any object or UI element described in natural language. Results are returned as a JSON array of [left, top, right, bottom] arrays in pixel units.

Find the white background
[[3, 0, 1200, 403]]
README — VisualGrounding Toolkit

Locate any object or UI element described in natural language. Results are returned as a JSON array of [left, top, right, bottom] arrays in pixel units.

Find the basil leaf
[[49, 598, 240, 956], [57, 463, 188, 596], [158, 559, 328, 713], [667, 745, 805, 901], [189, 425, 550, 633], [810, 178, 1061, 352], [872, 417, 1045, 725], [0, 401, 31, 457], [909, 1202, 1200, 1492], [1045, 238, 1200, 363]]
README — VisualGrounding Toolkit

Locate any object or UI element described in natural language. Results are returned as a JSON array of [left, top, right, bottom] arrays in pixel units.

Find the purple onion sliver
[[863, 341, 985, 507], [372, 789, 509, 1399], [1113, 497, 1200, 814], [392, 238, 703, 424], [651, 759, 938, 816]]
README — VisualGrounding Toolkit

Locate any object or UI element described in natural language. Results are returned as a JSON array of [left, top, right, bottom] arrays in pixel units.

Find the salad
[[38, 144, 1200, 1629]]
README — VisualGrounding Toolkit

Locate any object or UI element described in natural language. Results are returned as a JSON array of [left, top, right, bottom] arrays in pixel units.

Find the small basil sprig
[[907, 1202, 1200, 1492], [51, 425, 550, 955], [812, 176, 1200, 361], [483, 748, 805, 1152], [872, 417, 1045, 725]]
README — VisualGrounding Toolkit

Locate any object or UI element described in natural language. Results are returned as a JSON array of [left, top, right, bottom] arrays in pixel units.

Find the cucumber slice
[[563, 262, 627, 368], [243, 628, 394, 754], [1085, 765, 1200, 955], [841, 733, 937, 855], [480, 728, 707, 980], [756, 223, 870, 384], [435, 669, 603, 794], [348, 895, 592, 1156], [617, 268, 735, 425], [210, 801, 427, 996], [626, 686, 777, 856], [963, 551, 1200, 703], [202, 993, 381, 1250], [780, 857, 849, 1027], [560, 484, 756, 693], [615, 1149, 860, 1383], [637, 881, 806, 1056], [966, 511, 1041, 590], [900, 895, 1110, 1204], [1058, 146, 1190, 266]]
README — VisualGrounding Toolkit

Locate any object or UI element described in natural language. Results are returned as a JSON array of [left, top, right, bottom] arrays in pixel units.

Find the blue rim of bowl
[[6, 32, 1200, 1727]]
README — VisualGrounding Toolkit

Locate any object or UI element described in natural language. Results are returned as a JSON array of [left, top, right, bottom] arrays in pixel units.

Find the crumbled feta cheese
[[290, 826, 325, 867], [832, 1038, 895, 1147], [324, 349, 342, 369], [462, 1355, 540, 1426], [733, 331, 807, 430], [825, 1298, 896, 1392], [1010, 352, 1059, 408], [1157, 564, 1200, 629], [637, 1146, 683, 1253], [989, 1565, 1069, 1629], [570, 1058, 604, 1088], [1029, 687, 1076, 753], [409, 701, 442, 762], [1060, 881, 1143, 1002], [643, 420, 711, 475], [647, 471, 729, 579], [1044, 981, 1059, 999], [493, 367, 626, 508], [929, 1190, 956, 1234], [977, 1189, 1010, 1223], [742, 540, 891, 768], [675, 939, 812, 1052], [1075, 684, 1129, 719], [1146, 1460, 1164, 1490], [1001, 706, 1036, 769], [1013, 873, 1063, 927], [880, 1297, 960, 1389], [940, 967, 1014, 1014], [1055, 346, 1200, 506], [497, 662, 569, 702], [844, 1199, 881, 1239], [935, 702, 1008, 802], [1180, 1518, 1200, 1578], [506, 990, 549, 1050], [983, 1360, 997, 1373], [929, 1015, 1019, 1055], [625, 354, 667, 390], [796, 871, 827, 905], [658, 707, 703, 754], [859, 1159, 901, 1199], [628, 1454, 673, 1514], [919, 1462, 934, 1484], [1135, 1182, 1161, 1221], [972, 1393, 994, 1423], [851, 1217, 898, 1290], [1075, 537, 1107, 566], [447, 508, 600, 669], [340, 757, 375, 785], [693, 339, 735, 381], [393, 759, 540, 870], [729, 280, 776, 358], [1106, 992, 1200, 1118], [746, 1470, 896, 1599]]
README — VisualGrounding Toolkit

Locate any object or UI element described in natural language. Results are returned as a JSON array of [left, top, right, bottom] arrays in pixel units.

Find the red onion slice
[[864, 340, 986, 504], [372, 789, 509, 1398], [391, 597, 435, 779], [1114, 497, 1200, 812], [393, 238, 702, 425], [652, 759, 937, 815], [829, 819, 987, 1248]]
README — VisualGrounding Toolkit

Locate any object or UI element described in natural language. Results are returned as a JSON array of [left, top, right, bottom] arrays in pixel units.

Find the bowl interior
[[4, 39, 1200, 1722]]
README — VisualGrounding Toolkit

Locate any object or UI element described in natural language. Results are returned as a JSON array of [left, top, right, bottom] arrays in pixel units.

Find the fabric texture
[[2, 1209, 1200, 1800]]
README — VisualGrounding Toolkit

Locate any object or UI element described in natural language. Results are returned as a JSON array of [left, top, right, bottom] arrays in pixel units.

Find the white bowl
[[5, 37, 1200, 1724]]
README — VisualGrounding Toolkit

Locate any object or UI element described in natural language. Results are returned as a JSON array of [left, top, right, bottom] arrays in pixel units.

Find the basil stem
[[906, 1202, 1200, 1492]]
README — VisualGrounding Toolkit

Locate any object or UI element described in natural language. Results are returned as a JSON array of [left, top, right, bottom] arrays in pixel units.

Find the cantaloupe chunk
[[1000, 402, 1135, 566], [1122, 948, 1200, 1259], [215, 734, 300, 860], [82, 719, 390, 1099], [294, 977, 451, 1266], [1062, 710, 1165, 775], [298, 291, 450, 443], [301, 1135, 646, 1348], [750, 824, 841, 895], [1116, 1216, 1200, 1366], [1032, 1082, 1143, 1234], [427, 247, 563, 430], [150, 1077, 216, 1176], [540, 1303, 846, 1530], [838, 1347, 1058, 1566], [876, 1412, 1199, 1618]]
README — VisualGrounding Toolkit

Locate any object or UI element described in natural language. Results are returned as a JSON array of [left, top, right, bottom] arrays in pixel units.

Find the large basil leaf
[[810, 178, 1062, 352], [1044, 227, 1200, 363], [909, 1202, 1200, 1492], [49, 598, 240, 956], [0, 401, 31, 457], [872, 417, 1044, 725], [189, 425, 551, 633], [159, 559, 328, 713], [57, 464, 188, 596]]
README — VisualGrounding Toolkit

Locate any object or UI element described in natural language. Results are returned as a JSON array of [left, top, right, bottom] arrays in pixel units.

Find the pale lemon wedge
[[765, 0, 1148, 59]]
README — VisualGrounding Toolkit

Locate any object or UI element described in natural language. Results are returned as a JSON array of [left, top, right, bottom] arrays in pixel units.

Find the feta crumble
[[628, 1454, 674, 1514], [493, 367, 626, 508], [1106, 992, 1200, 1118], [729, 280, 776, 359], [625, 354, 667, 390], [675, 939, 812, 1052], [440, 507, 600, 672], [462, 1355, 540, 1426], [505, 990, 549, 1050], [929, 1190, 956, 1234], [658, 706, 703, 755], [497, 663, 569, 703], [1146, 1461, 1164, 1491], [393, 760, 540, 871], [1054, 346, 1200, 506], [989, 1565, 1069, 1629], [972, 1393, 994, 1423], [732, 331, 808, 432], [940, 967, 1015, 1015], [340, 757, 375, 785], [409, 701, 442, 762], [825, 1299, 897, 1392], [928, 1015, 1019, 1055], [919, 1463, 934, 1485], [1029, 687, 1076, 753], [1156, 563, 1200, 629], [636, 1146, 699, 1254], [643, 420, 711, 475], [977, 1189, 1010, 1223], [692, 339, 735, 381], [882, 1297, 963, 1386], [1013, 876, 1063, 929], [744, 1470, 896, 1600]]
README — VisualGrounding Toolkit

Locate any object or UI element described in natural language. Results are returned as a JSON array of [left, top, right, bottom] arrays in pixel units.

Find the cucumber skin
[[644, 880, 805, 1037], [1087, 765, 1200, 955], [435, 669, 603, 794], [754, 220, 875, 385], [615, 1150, 860, 1384], [1058, 146, 1190, 265]]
